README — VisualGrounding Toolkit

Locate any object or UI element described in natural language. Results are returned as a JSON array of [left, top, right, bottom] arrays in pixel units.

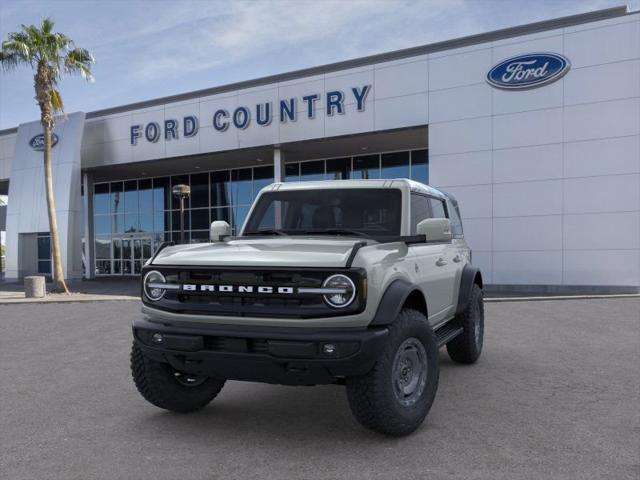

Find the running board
[[435, 324, 463, 348]]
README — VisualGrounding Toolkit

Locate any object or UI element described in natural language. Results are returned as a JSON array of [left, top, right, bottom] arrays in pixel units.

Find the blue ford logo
[[487, 53, 570, 90], [29, 133, 59, 151]]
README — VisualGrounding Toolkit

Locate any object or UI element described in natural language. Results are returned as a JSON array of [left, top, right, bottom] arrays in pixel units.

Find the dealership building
[[0, 6, 638, 292]]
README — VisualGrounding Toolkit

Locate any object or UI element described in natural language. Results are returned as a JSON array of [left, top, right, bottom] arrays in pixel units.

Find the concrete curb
[[485, 293, 640, 303], [0, 295, 139, 304]]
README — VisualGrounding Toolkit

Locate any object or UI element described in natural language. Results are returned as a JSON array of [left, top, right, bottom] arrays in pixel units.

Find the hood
[[152, 237, 367, 268]]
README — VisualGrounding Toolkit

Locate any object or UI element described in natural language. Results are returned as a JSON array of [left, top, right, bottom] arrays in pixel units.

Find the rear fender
[[455, 265, 483, 316]]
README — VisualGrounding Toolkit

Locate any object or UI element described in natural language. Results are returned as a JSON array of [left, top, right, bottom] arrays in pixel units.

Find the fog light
[[322, 343, 336, 354], [152, 333, 163, 344]]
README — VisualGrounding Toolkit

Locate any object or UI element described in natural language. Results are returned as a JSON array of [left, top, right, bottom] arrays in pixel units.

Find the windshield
[[242, 188, 402, 238]]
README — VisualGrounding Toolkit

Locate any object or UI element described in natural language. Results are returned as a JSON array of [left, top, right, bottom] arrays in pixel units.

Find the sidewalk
[[0, 277, 139, 304]]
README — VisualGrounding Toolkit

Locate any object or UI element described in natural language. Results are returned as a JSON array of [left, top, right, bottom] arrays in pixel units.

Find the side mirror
[[210, 221, 231, 242], [416, 218, 452, 242]]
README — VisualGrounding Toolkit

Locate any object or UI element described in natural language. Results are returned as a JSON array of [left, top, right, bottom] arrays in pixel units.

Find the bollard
[[24, 276, 46, 298]]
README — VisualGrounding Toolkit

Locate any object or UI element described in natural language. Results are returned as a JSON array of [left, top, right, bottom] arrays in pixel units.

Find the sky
[[0, 0, 637, 130]]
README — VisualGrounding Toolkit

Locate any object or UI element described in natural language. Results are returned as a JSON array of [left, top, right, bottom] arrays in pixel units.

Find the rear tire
[[446, 284, 484, 364], [345, 309, 439, 436], [131, 342, 225, 413]]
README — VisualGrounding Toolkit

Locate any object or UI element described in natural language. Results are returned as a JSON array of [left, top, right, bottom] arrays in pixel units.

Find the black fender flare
[[370, 279, 424, 326], [455, 265, 483, 316]]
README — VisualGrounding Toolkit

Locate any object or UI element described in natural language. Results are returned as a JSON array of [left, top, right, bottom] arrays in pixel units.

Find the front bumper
[[133, 318, 388, 386]]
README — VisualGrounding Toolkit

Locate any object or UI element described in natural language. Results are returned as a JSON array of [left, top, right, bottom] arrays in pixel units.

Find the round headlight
[[322, 274, 356, 308], [143, 270, 166, 301]]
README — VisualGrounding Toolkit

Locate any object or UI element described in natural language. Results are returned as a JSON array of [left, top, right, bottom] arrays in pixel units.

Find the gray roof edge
[[0, 5, 631, 135]]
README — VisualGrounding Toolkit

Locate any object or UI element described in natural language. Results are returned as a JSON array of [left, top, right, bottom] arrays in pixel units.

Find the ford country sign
[[29, 133, 59, 151], [487, 53, 570, 90]]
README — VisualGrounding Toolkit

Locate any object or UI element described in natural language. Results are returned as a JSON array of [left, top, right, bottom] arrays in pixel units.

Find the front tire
[[446, 284, 484, 364], [131, 342, 225, 413], [345, 309, 439, 436]]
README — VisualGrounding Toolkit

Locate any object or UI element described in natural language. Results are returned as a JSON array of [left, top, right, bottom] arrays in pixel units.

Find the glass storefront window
[[111, 182, 123, 215], [153, 211, 168, 232], [211, 171, 230, 207], [94, 215, 110, 235], [285, 163, 299, 181], [381, 151, 410, 179], [153, 177, 170, 211], [326, 158, 350, 180], [124, 213, 139, 232], [190, 172, 209, 208], [138, 179, 153, 212], [231, 168, 252, 206], [139, 213, 153, 232], [411, 149, 428, 185], [234, 205, 251, 233], [300, 160, 324, 181], [253, 166, 273, 198], [353, 154, 380, 179], [94, 183, 110, 214], [124, 180, 138, 213], [190, 208, 210, 230], [92, 150, 428, 275], [37, 232, 51, 275], [171, 210, 190, 231], [211, 207, 231, 224], [95, 236, 111, 259]]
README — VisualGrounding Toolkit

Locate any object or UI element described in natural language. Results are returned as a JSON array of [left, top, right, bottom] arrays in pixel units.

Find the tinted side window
[[448, 200, 464, 238], [410, 194, 431, 234], [430, 198, 447, 219]]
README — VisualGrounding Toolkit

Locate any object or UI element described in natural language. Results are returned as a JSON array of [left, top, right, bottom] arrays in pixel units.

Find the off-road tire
[[131, 342, 225, 413], [446, 284, 484, 364], [345, 309, 439, 436]]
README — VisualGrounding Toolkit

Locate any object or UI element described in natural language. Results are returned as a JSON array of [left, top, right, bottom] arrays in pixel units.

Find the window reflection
[[300, 160, 324, 181], [92, 149, 428, 275], [231, 168, 252, 206], [381, 152, 410, 179], [211, 171, 230, 207], [353, 155, 380, 179]]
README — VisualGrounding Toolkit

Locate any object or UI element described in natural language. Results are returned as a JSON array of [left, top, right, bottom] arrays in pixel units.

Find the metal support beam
[[273, 147, 286, 183], [82, 172, 95, 279]]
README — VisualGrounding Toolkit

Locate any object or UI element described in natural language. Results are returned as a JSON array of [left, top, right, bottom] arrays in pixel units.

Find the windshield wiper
[[301, 228, 371, 238], [243, 229, 288, 236]]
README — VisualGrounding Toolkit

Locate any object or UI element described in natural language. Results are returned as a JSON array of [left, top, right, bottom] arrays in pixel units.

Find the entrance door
[[113, 236, 153, 275]]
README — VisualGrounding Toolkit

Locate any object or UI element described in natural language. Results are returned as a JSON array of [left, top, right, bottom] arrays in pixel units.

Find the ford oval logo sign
[[487, 53, 570, 90], [29, 133, 59, 151]]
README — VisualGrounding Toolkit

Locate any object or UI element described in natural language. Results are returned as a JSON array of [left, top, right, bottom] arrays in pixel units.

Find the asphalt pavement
[[0, 298, 638, 480]]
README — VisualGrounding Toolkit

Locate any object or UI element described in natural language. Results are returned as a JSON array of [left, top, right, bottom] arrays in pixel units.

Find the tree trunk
[[43, 122, 69, 294]]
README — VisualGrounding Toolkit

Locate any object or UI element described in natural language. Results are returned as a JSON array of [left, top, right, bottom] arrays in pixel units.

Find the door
[[409, 194, 458, 324], [113, 236, 153, 275]]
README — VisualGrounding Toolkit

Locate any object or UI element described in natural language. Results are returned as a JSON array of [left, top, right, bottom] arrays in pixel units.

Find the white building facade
[[0, 6, 638, 293]]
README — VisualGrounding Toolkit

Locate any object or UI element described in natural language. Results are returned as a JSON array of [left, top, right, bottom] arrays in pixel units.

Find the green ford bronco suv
[[131, 179, 484, 436]]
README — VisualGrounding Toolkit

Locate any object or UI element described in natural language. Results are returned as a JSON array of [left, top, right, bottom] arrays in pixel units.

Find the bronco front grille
[[142, 266, 366, 319]]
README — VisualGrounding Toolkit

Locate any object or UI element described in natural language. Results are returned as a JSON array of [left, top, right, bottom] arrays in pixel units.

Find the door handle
[[436, 258, 447, 267], [453, 254, 462, 263]]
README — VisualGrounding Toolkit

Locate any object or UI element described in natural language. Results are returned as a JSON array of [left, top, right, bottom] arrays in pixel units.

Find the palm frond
[[64, 47, 94, 80], [50, 88, 64, 113], [41, 17, 54, 35], [0, 51, 20, 70]]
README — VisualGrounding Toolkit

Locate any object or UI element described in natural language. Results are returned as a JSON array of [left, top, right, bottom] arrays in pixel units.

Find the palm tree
[[0, 18, 94, 293]]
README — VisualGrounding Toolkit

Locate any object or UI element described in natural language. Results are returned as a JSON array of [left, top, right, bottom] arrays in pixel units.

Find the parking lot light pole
[[172, 185, 191, 244]]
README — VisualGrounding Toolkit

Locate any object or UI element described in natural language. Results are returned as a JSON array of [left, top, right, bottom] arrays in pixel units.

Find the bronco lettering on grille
[[182, 284, 295, 294]]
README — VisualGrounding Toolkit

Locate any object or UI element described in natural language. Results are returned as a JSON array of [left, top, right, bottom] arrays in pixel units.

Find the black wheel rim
[[172, 369, 207, 387], [392, 337, 428, 407]]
